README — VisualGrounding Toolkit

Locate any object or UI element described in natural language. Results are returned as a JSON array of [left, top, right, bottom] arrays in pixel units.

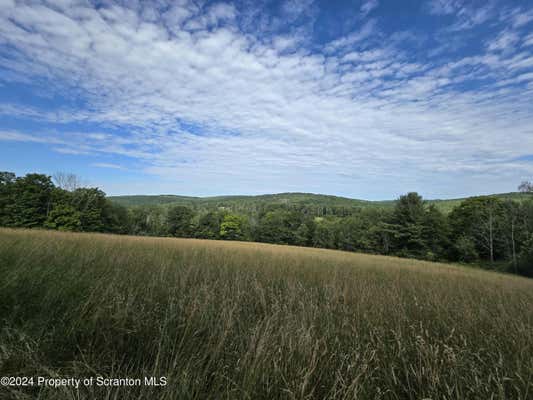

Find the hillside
[[110, 191, 531, 213], [426, 192, 530, 213], [1, 228, 532, 399], [109, 192, 379, 208]]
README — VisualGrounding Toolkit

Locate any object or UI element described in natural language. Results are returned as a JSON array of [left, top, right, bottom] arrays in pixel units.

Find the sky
[[0, 0, 532, 200]]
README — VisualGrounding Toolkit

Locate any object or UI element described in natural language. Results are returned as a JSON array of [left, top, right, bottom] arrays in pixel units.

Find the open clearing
[[0, 228, 532, 399]]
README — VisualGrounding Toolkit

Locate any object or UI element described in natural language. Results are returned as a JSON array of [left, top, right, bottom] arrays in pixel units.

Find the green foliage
[[167, 205, 195, 237], [393, 192, 426, 224], [255, 210, 303, 245], [105, 202, 130, 234], [449, 197, 506, 263], [0, 171, 16, 184], [219, 214, 249, 241], [110, 192, 380, 215], [110, 192, 533, 215], [44, 204, 82, 231], [0, 171, 16, 226], [336, 211, 376, 252], [365, 221, 396, 254], [454, 235, 479, 263], [421, 205, 451, 260], [294, 218, 315, 247], [70, 188, 110, 232], [388, 193, 427, 257], [128, 205, 167, 236], [196, 211, 225, 239], [517, 235, 533, 277], [519, 181, 533, 193], [0, 172, 126, 234], [2, 173, 54, 228], [386, 193, 452, 260], [313, 217, 339, 249]]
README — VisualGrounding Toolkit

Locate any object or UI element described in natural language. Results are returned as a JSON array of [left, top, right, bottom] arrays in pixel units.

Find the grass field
[[1, 228, 532, 399]]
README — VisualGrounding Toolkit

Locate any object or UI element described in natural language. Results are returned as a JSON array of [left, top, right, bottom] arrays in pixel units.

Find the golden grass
[[1, 228, 532, 400]]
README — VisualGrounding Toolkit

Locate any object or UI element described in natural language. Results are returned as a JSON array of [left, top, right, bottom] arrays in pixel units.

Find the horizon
[[1, 0, 533, 200], [107, 189, 523, 202]]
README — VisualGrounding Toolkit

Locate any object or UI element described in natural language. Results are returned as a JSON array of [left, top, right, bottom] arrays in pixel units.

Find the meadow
[[0, 228, 532, 399]]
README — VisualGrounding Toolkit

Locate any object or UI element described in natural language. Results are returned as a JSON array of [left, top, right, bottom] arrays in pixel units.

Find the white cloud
[[91, 162, 126, 170], [208, 3, 237, 21], [360, 0, 379, 17], [511, 9, 533, 28], [427, 0, 496, 31], [281, 0, 315, 22], [487, 30, 519, 53], [342, 48, 390, 63], [0, 130, 43, 143], [325, 19, 378, 53], [272, 35, 299, 52], [523, 33, 533, 47], [0, 1, 531, 197], [426, 0, 460, 15]]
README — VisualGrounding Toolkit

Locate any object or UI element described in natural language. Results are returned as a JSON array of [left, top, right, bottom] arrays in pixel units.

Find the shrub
[[455, 235, 479, 263]]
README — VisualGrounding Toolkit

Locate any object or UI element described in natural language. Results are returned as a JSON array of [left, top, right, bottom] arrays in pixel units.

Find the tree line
[[1, 171, 532, 277]]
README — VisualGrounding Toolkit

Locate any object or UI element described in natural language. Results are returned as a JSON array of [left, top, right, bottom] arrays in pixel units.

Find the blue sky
[[0, 0, 532, 199]]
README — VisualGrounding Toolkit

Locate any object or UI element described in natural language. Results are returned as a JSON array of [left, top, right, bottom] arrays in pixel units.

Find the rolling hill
[[109, 191, 531, 213]]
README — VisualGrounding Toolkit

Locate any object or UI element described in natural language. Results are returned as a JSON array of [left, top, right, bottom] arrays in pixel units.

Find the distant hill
[[425, 192, 530, 213], [109, 194, 201, 207], [109, 192, 531, 213]]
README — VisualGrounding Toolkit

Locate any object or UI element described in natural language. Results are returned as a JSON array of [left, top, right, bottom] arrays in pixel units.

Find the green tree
[[365, 222, 394, 254], [44, 204, 82, 231], [196, 211, 225, 239], [0, 171, 16, 184], [294, 218, 315, 247], [105, 202, 129, 234], [449, 197, 506, 264], [390, 192, 427, 257], [454, 235, 479, 263], [518, 181, 533, 193], [255, 210, 302, 245], [313, 217, 339, 249], [421, 205, 451, 260], [517, 234, 533, 277], [129, 206, 167, 236], [219, 214, 249, 241], [70, 188, 109, 232], [0, 171, 16, 226], [6, 173, 54, 228], [167, 205, 195, 237]]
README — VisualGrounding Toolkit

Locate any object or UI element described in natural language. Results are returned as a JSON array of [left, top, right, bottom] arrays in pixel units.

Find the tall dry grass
[[0, 228, 532, 399]]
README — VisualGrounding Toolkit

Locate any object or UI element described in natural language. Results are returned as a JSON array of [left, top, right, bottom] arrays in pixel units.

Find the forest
[[1, 171, 532, 277]]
